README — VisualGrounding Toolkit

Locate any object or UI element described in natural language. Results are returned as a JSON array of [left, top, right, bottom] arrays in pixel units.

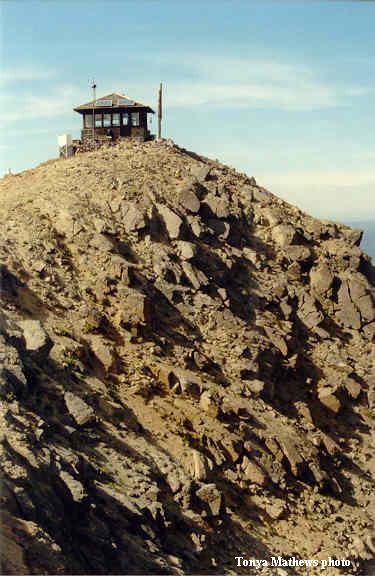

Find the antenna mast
[[158, 82, 162, 140], [91, 79, 97, 145]]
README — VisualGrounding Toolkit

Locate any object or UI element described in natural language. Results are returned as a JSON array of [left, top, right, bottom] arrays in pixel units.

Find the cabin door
[[121, 112, 131, 137]]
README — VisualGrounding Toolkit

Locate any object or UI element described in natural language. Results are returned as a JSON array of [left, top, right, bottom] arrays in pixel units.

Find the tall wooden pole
[[92, 80, 96, 144], [158, 82, 162, 140]]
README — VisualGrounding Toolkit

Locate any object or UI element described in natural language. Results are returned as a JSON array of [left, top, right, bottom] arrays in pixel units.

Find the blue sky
[[1, 0, 375, 222]]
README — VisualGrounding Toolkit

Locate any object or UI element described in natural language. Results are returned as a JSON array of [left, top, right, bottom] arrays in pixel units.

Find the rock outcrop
[[0, 139, 374, 575]]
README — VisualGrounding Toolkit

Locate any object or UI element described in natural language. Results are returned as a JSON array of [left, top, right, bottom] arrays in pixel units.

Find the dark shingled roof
[[74, 92, 154, 113]]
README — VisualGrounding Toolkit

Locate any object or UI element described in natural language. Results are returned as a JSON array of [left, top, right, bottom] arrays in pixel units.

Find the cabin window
[[122, 113, 129, 126], [84, 114, 93, 128], [112, 113, 120, 126], [131, 112, 140, 127], [95, 114, 102, 127], [103, 113, 111, 127]]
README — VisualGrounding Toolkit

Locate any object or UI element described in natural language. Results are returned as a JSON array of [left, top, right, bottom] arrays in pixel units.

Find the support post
[[158, 82, 162, 140]]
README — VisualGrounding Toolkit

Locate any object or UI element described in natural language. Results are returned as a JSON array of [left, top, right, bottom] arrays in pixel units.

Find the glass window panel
[[96, 99, 112, 107], [112, 113, 120, 126], [122, 113, 129, 126], [118, 98, 134, 106], [103, 113, 111, 127], [131, 112, 140, 127], [95, 114, 102, 127], [84, 114, 93, 128]]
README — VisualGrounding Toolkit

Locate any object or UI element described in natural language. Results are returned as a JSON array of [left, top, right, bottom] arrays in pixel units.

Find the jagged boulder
[[297, 291, 324, 329], [181, 261, 208, 290], [263, 207, 283, 227], [195, 483, 222, 516], [64, 391, 95, 426], [203, 192, 230, 219], [122, 203, 146, 233], [191, 450, 209, 481], [318, 386, 341, 413], [116, 288, 151, 327], [89, 233, 114, 253], [59, 470, 87, 503], [89, 335, 117, 372], [176, 241, 197, 261], [55, 209, 82, 239], [190, 164, 211, 182], [277, 437, 303, 477], [310, 262, 334, 296], [266, 499, 287, 520], [286, 245, 312, 263], [347, 274, 375, 323], [252, 186, 272, 205], [178, 187, 201, 214], [242, 456, 267, 486], [341, 227, 363, 246], [272, 223, 296, 247], [199, 390, 219, 418], [19, 319, 52, 362], [0, 334, 28, 397], [156, 204, 183, 239], [336, 279, 362, 329]]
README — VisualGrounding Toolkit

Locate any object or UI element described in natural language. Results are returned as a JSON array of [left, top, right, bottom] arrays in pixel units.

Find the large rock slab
[[336, 279, 362, 329], [203, 193, 230, 219], [156, 204, 183, 239], [190, 164, 211, 182], [55, 209, 83, 239], [263, 207, 283, 227], [64, 392, 94, 426], [59, 470, 87, 503], [310, 263, 334, 296], [191, 450, 208, 481], [199, 390, 219, 418], [181, 262, 208, 290], [19, 320, 52, 362], [178, 188, 201, 214], [89, 233, 114, 253], [117, 288, 151, 327], [122, 203, 146, 233], [176, 241, 197, 261], [318, 387, 341, 413], [89, 335, 117, 372], [347, 275, 375, 323], [252, 187, 272, 205], [272, 224, 296, 247], [336, 304, 362, 330], [242, 456, 267, 486], [195, 483, 222, 516], [297, 292, 324, 329], [341, 227, 363, 246]]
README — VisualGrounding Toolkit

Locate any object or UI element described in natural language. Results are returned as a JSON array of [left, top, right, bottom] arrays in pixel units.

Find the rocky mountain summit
[[0, 140, 374, 575]]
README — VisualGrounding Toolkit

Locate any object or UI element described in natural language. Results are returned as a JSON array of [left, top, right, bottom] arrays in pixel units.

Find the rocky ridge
[[0, 139, 374, 575]]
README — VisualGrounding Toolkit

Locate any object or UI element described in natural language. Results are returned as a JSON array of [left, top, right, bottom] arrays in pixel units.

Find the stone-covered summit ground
[[0, 139, 374, 574]]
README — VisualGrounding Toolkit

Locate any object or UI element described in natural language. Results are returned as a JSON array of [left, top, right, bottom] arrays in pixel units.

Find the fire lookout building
[[74, 92, 155, 146]]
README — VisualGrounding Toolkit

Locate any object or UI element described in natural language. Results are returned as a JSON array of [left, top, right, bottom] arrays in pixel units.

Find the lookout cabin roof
[[74, 92, 154, 114]]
